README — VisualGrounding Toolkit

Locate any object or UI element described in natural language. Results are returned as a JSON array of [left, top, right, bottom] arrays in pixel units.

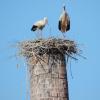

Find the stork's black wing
[[58, 20, 61, 30], [66, 15, 70, 31], [31, 25, 37, 31]]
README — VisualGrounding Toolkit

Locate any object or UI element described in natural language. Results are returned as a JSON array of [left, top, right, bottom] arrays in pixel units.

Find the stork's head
[[44, 17, 48, 25], [63, 4, 66, 10]]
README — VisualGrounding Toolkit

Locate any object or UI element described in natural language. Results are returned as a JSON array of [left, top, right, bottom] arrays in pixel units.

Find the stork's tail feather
[[66, 20, 70, 31], [31, 25, 37, 31], [66, 24, 70, 31]]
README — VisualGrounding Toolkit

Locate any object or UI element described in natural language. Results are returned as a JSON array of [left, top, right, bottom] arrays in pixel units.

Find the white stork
[[58, 5, 70, 37], [31, 17, 48, 38]]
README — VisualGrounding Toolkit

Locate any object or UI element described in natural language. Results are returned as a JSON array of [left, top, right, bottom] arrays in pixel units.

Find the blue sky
[[0, 0, 100, 100]]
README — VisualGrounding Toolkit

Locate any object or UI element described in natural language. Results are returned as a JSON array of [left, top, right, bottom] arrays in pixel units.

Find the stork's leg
[[36, 29, 41, 39], [38, 30, 42, 39], [62, 33, 66, 39], [36, 29, 40, 39], [40, 30, 42, 39]]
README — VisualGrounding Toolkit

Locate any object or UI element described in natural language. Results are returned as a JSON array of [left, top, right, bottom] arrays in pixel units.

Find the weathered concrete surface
[[28, 54, 69, 100]]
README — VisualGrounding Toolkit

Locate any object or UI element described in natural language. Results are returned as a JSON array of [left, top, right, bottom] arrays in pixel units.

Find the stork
[[58, 5, 70, 37], [31, 17, 48, 38]]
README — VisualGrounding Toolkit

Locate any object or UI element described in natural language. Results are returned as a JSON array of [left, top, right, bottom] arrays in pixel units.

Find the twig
[[76, 53, 87, 59], [66, 52, 78, 61]]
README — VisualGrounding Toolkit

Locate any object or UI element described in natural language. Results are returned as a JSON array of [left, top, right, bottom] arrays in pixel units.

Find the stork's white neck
[[44, 17, 48, 25]]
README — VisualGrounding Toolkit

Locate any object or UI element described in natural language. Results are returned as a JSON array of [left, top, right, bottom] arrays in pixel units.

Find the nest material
[[19, 38, 77, 60]]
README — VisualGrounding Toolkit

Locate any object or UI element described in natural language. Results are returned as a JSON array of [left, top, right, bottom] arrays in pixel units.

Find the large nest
[[19, 38, 78, 60]]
